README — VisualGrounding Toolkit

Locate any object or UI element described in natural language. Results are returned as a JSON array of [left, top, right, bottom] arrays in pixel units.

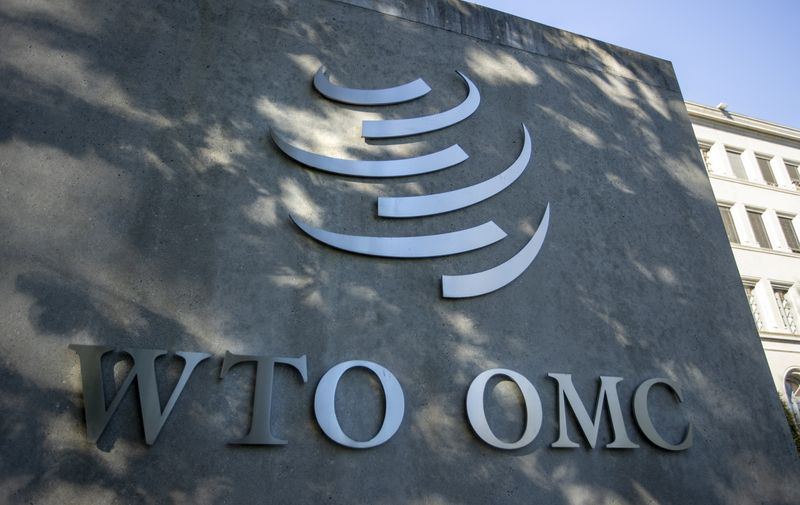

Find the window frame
[[785, 159, 800, 187], [718, 204, 740, 244], [785, 369, 800, 423], [725, 147, 748, 180], [742, 279, 763, 330], [698, 141, 712, 172], [777, 214, 800, 253], [755, 154, 778, 186], [746, 207, 772, 249], [773, 283, 799, 334]]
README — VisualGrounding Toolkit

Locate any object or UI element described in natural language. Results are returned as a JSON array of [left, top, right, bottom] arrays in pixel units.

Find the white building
[[687, 101, 800, 420]]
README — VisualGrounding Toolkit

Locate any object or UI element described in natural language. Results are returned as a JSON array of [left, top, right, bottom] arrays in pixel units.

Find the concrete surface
[[1, 0, 798, 503]]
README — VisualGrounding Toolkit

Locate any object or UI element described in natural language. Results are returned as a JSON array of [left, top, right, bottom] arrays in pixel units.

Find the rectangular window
[[786, 160, 800, 186], [744, 284, 763, 330], [699, 145, 711, 171], [756, 156, 777, 186], [726, 149, 748, 179], [747, 209, 772, 248], [774, 287, 798, 333], [718, 205, 740, 244], [779, 216, 800, 253]]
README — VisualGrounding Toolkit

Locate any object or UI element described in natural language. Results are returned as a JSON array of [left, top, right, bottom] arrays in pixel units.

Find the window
[[726, 149, 748, 179], [699, 145, 711, 171], [786, 160, 800, 187], [743, 283, 763, 330], [718, 205, 740, 244], [785, 371, 800, 423], [774, 287, 798, 333], [747, 209, 772, 248], [779, 216, 800, 253], [756, 156, 777, 186]]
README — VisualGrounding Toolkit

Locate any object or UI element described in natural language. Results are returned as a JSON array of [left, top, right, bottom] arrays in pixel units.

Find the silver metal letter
[[378, 124, 531, 217], [466, 368, 542, 450], [313, 65, 431, 105], [219, 352, 308, 445], [633, 378, 692, 451], [271, 129, 468, 178], [548, 373, 639, 449], [362, 71, 480, 138], [69, 345, 210, 445], [442, 204, 550, 298], [314, 360, 404, 449], [291, 215, 507, 258]]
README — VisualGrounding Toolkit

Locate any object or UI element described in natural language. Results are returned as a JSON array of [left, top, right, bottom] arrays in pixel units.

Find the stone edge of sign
[[332, 0, 681, 93]]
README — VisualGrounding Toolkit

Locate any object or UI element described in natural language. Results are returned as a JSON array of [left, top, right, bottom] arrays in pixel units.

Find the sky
[[466, 0, 800, 129]]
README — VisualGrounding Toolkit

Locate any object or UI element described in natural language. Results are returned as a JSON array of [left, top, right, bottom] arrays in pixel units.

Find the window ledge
[[731, 243, 800, 259], [709, 173, 800, 195], [760, 330, 800, 343]]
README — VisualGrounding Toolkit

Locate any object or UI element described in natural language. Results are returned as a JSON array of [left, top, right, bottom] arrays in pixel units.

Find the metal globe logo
[[271, 66, 550, 298]]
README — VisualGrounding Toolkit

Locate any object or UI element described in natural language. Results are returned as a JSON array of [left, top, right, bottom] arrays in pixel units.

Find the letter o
[[314, 360, 405, 449], [466, 368, 542, 449]]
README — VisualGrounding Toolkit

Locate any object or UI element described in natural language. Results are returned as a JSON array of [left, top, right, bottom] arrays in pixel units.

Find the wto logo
[[271, 66, 550, 298]]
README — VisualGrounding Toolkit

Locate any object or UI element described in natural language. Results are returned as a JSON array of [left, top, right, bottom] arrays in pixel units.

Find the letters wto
[[69, 345, 691, 452]]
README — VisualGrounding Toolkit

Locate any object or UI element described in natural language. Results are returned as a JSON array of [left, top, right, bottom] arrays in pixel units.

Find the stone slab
[[1, 0, 797, 503]]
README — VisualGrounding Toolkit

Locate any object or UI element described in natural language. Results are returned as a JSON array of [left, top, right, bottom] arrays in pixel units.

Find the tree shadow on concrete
[[1, 0, 798, 504]]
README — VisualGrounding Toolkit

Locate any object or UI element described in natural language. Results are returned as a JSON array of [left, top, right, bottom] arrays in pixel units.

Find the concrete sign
[[1, 0, 798, 504]]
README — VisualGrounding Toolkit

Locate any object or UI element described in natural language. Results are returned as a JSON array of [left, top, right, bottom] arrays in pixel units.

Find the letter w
[[69, 345, 210, 445]]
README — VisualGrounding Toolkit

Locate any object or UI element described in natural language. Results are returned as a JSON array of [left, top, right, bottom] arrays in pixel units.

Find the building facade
[[687, 101, 800, 421]]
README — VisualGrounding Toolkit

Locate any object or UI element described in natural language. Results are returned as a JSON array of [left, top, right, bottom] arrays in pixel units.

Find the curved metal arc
[[441, 203, 551, 298], [271, 129, 469, 178], [313, 66, 431, 105], [378, 124, 532, 217], [362, 71, 480, 138], [290, 215, 507, 258]]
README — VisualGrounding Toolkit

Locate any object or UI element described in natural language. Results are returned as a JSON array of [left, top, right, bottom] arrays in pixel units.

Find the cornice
[[686, 101, 800, 143]]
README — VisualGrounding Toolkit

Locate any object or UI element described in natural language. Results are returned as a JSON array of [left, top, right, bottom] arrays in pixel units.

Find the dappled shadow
[[1, 0, 798, 503]]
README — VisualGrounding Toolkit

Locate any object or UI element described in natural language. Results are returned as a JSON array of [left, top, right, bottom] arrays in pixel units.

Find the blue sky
[[466, 0, 800, 129]]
